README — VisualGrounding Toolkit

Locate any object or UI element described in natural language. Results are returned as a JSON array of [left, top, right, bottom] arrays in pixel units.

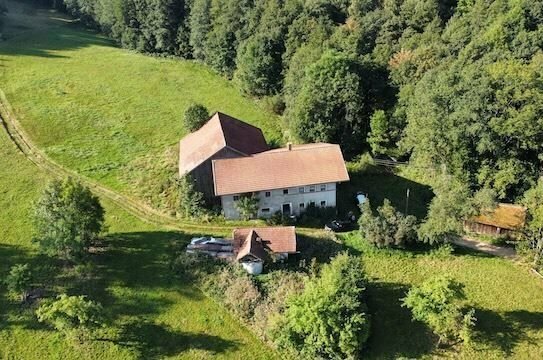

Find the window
[[299, 187, 305, 193], [283, 189, 289, 195], [309, 185, 316, 192], [309, 201, 316, 207], [320, 184, 326, 191], [265, 191, 271, 197], [320, 201, 327, 207], [261, 208, 270, 213], [299, 203, 305, 209], [233, 195, 240, 201]]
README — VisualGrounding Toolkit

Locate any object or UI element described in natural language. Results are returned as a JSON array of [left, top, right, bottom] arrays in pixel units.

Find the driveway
[[453, 236, 517, 260]]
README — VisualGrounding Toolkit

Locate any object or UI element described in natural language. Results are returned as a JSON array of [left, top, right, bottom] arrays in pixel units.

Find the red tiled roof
[[212, 143, 350, 196], [235, 230, 268, 261], [233, 226, 297, 255], [179, 112, 268, 175]]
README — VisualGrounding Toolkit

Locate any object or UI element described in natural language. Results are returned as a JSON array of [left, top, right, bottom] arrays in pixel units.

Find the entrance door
[[282, 203, 292, 215]]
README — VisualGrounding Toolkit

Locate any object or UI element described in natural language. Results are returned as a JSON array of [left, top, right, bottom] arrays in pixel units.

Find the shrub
[[298, 204, 337, 226], [402, 275, 476, 345], [203, 265, 261, 321], [177, 175, 205, 219], [183, 103, 209, 132], [359, 199, 418, 248], [347, 153, 388, 175], [32, 178, 105, 261], [36, 294, 105, 341], [273, 253, 370, 359], [170, 251, 222, 283], [253, 271, 306, 339], [235, 195, 259, 220], [5, 264, 32, 302], [427, 243, 455, 259]]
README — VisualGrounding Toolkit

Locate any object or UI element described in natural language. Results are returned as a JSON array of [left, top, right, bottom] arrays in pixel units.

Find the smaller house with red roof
[[233, 226, 297, 274], [179, 112, 350, 219]]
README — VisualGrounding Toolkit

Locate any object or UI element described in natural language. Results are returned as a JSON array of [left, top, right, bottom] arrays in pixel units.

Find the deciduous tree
[[402, 275, 476, 345], [183, 103, 209, 132], [32, 179, 105, 261], [273, 253, 370, 359]]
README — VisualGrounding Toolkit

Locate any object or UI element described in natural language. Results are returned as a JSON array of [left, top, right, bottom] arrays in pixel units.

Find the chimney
[[287, 142, 292, 151]]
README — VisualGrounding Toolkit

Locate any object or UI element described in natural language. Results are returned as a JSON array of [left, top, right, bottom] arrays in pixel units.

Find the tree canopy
[[273, 253, 370, 359], [32, 178, 105, 260], [59, 0, 543, 202]]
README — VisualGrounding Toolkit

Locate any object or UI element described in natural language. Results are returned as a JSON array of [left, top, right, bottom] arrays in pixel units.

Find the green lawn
[[0, 1, 281, 198], [0, 109, 275, 359], [340, 234, 543, 359]]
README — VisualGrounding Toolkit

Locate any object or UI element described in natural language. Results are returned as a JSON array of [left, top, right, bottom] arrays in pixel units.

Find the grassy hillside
[[0, 119, 275, 359], [342, 235, 543, 359], [0, 1, 281, 199]]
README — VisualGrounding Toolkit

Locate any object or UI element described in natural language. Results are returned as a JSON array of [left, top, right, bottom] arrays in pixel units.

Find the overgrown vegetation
[[36, 294, 105, 341], [359, 199, 417, 248], [402, 275, 476, 346], [235, 195, 259, 220], [177, 174, 205, 219], [274, 253, 371, 360], [175, 250, 370, 360], [5, 263, 32, 302]]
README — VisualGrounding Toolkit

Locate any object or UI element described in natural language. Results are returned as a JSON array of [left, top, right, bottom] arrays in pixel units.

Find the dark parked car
[[324, 220, 354, 232]]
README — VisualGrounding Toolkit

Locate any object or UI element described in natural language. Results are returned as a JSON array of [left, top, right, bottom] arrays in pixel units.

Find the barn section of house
[[212, 143, 350, 219], [178, 112, 269, 200]]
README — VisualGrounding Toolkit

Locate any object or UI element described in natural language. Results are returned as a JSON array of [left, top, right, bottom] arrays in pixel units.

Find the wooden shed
[[464, 203, 527, 237]]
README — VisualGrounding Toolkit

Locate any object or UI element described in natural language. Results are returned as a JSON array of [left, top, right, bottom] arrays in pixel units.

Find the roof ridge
[[216, 111, 265, 133], [212, 113, 228, 148]]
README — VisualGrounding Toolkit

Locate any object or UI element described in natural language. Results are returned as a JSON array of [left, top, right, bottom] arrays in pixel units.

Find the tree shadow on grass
[[339, 168, 434, 220], [107, 322, 240, 359], [99, 231, 195, 290], [474, 308, 543, 356], [1, 2, 115, 58], [364, 281, 436, 359], [89, 231, 205, 322]]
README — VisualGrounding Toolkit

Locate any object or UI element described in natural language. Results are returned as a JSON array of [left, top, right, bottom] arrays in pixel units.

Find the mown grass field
[[342, 234, 543, 359], [0, 109, 276, 358], [0, 1, 281, 197]]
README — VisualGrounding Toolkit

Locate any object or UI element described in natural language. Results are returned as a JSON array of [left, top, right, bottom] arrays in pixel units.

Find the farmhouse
[[464, 203, 527, 238], [178, 112, 269, 199], [179, 113, 350, 219], [213, 143, 349, 219]]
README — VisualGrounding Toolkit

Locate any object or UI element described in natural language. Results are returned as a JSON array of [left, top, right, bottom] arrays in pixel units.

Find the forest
[[52, 0, 543, 207]]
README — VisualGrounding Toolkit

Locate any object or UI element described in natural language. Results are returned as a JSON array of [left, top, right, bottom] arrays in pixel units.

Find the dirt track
[[0, 89, 226, 233]]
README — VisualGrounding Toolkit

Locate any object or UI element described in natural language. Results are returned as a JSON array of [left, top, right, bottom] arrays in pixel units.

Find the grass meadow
[[0, 1, 281, 198], [0, 108, 276, 359]]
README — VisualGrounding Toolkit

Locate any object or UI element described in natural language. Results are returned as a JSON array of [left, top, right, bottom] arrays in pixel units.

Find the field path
[[453, 236, 518, 259], [0, 90, 229, 233]]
